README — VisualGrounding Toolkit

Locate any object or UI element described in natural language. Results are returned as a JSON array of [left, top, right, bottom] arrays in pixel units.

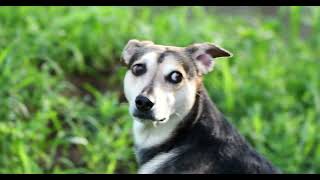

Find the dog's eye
[[166, 71, 183, 84], [132, 64, 146, 76]]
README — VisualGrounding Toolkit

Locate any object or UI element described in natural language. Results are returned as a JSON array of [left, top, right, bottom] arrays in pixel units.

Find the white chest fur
[[138, 150, 177, 174], [133, 117, 181, 149]]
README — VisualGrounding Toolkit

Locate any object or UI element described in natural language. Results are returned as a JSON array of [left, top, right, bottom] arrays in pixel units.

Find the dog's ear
[[186, 43, 232, 75], [121, 39, 154, 65]]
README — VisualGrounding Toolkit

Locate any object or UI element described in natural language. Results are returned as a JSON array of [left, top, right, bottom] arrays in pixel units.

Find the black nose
[[135, 95, 154, 112]]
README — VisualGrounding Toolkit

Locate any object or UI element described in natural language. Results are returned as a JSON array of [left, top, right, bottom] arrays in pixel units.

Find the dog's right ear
[[121, 39, 154, 65]]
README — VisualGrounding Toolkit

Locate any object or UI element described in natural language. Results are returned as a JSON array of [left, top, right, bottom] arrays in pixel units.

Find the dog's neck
[[133, 114, 184, 150]]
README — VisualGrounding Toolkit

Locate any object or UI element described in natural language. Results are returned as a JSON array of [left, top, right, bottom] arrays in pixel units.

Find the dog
[[121, 39, 280, 174]]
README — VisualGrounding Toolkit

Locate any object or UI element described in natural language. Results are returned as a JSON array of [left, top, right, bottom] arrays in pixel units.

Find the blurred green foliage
[[0, 6, 319, 173]]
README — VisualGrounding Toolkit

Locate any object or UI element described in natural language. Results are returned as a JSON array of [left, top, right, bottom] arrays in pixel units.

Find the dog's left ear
[[186, 43, 232, 75], [121, 39, 154, 65]]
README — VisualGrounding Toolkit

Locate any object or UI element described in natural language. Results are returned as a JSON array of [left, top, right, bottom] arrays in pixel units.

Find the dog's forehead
[[141, 44, 185, 59], [154, 49, 196, 78], [148, 43, 184, 51], [128, 43, 197, 78]]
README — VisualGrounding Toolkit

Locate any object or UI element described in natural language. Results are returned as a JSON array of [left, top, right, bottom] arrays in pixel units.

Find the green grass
[[0, 6, 320, 173]]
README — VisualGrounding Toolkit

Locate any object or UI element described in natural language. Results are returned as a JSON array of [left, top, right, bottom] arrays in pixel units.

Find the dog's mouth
[[133, 110, 168, 126], [151, 118, 168, 127], [158, 118, 166, 122], [133, 110, 154, 120], [154, 117, 167, 123]]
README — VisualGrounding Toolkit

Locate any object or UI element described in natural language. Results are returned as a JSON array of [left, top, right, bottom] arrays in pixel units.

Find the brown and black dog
[[122, 39, 280, 174]]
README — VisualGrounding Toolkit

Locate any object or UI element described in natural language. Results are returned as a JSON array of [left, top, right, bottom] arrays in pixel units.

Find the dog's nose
[[135, 95, 154, 112]]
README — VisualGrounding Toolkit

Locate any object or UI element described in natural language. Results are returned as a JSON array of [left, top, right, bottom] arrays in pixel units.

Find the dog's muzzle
[[133, 95, 167, 124]]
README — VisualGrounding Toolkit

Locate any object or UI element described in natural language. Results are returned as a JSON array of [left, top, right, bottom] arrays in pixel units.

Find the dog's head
[[122, 39, 232, 125]]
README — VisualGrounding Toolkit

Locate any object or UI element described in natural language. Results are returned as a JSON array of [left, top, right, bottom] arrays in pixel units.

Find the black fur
[[136, 84, 280, 174]]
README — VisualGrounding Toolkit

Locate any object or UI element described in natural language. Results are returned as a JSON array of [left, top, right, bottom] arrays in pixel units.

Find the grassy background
[[0, 6, 320, 173]]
